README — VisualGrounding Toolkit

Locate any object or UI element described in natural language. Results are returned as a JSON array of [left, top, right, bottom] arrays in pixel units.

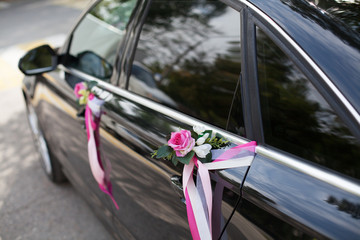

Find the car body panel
[[22, 64, 251, 239], [222, 1, 360, 239], [246, 0, 360, 114], [227, 153, 360, 239], [19, 0, 360, 239], [22, 70, 114, 232], [87, 79, 251, 239]]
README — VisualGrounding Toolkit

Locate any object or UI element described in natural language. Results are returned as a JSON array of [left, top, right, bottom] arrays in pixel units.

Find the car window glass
[[256, 27, 360, 179], [65, 0, 138, 81], [128, 1, 242, 130]]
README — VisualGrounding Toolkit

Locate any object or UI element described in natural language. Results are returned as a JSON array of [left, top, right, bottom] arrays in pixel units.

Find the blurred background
[[0, 0, 112, 239]]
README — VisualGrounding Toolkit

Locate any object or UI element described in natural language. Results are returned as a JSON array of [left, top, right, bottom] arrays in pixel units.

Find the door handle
[[171, 175, 186, 204]]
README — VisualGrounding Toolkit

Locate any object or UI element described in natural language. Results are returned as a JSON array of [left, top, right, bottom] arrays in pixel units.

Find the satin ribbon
[[182, 141, 257, 239], [212, 174, 232, 239], [85, 96, 119, 209]]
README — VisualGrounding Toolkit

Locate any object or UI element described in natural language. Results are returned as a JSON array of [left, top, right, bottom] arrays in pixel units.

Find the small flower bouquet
[[152, 126, 229, 166], [73, 81, 118, 209], [74, 81, 98, 105], [152, 126, 256, 239]]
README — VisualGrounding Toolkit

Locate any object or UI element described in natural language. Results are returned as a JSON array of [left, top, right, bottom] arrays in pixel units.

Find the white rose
[[196, 133, 209, 145], [193, 144, 212, 158], [193, 126, 206, 135]]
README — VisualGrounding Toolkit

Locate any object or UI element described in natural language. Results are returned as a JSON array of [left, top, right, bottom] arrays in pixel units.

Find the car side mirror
[[18, 44, 58, 75], [75, 51, 113, 80]]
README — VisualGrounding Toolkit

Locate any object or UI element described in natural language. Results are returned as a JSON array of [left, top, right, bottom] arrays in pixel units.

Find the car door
[[30, 0, 142, 234], [99, 0, 256, 239], [223, 10, 360, 239]]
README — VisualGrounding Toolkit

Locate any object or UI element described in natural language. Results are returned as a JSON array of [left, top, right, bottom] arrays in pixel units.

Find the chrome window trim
[[256, 146, 360, 197], [99, 80, 249, 144], [58, 65, 250, 145], [59, 64, 103, 82], [67, 63, 360, 197], [59, 0, 360, 196], [237, 0, 360, 125], [234, 0, 360, 195]]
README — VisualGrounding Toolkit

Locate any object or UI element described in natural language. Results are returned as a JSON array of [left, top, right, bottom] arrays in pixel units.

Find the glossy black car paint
[[20, 0, 360, 239], [223, 1, 360, 239], [253, 0, 360, 110], [248, 0, 360, 138]]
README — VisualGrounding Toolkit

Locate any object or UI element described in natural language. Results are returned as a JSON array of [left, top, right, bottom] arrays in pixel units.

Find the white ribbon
[[183, 141, 257, 240]]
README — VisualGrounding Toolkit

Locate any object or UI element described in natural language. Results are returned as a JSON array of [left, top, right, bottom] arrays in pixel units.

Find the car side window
[[65, 0, 138, 81], [128, 0, 244, 130], [256, 27, 360, 179]]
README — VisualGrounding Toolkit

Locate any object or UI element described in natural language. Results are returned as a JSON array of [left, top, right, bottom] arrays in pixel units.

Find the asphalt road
[[0, 0, 112, 239]]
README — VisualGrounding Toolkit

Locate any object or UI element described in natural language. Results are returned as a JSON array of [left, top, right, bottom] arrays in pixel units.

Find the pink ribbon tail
[[99, 183, 119, 210], [183, 159, 212, 240], [182, 141, 257, 239], [185, 189, 201, 240], [85, 102, 119, 209]]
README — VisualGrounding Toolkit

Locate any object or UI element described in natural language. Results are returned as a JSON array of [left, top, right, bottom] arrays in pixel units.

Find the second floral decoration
[[152, 126, 229, 166]]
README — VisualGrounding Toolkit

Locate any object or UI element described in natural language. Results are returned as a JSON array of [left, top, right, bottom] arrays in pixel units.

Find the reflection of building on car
[[18, 0, 360, 239]]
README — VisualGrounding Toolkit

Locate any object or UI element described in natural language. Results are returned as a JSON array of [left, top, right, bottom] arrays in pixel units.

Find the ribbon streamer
[[85, 96, 119, 209], [182, 141, 257, 239]]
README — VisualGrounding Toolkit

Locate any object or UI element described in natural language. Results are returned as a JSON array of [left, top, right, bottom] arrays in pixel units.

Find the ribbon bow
[[182, 141, 256, 239]]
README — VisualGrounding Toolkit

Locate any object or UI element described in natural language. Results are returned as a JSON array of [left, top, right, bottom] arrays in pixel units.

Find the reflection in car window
[[128, 1, 243, 130], [256, 27, 360, 179], [66, 0, 138, 81]]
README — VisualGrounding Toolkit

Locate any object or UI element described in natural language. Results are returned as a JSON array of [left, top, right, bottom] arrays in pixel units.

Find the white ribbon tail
[[187, 175, 212, 240], [197, 161, 213, 232], [204, 155, 253, 170]]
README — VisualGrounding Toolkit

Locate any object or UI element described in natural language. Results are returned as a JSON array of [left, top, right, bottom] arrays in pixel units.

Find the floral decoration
[[74, 81, 98, 105], [152, 126, 229, 166], [73, 81, 119, 210]]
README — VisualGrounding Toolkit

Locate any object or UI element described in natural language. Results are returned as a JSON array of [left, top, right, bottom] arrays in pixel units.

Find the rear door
[[223, 10, 360, 239]]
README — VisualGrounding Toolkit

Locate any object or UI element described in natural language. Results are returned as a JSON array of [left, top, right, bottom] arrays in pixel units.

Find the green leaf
[[205, 152, 212, 163], [151, 150, 158, 158], [177, 151, 195, 165], [197, 152, 212, 163], [215, 133, 224, 139], [191, 131, 198, 140], [155, 145, 173, 158], [88, 81, 98, 90], [171, 154, 179, 166]]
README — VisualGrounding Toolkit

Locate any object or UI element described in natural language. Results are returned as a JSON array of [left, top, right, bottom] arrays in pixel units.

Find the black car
[[19, 0, 360, 239]]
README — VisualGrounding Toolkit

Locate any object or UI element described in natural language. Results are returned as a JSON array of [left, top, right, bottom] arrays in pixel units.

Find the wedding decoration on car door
[[74, 82, 119, 209], [152, 127, 256, 240]]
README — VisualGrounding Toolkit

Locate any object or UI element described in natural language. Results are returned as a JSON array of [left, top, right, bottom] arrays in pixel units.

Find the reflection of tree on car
[[129, 62, 177, 108], [256, 28, 360, 178], [130, 1, 242, 129], [283, 0, 360, 47]]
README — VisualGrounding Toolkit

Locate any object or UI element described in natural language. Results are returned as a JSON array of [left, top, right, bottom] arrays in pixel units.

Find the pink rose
[[168, 130, 195, 157], [74, 82, 87, 98], [88, 93, 95, 100]]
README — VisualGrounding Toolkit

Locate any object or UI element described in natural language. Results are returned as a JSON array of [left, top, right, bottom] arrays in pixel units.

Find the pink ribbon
[[85, 98, 119, 209], [182, 141, 257, 239]]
